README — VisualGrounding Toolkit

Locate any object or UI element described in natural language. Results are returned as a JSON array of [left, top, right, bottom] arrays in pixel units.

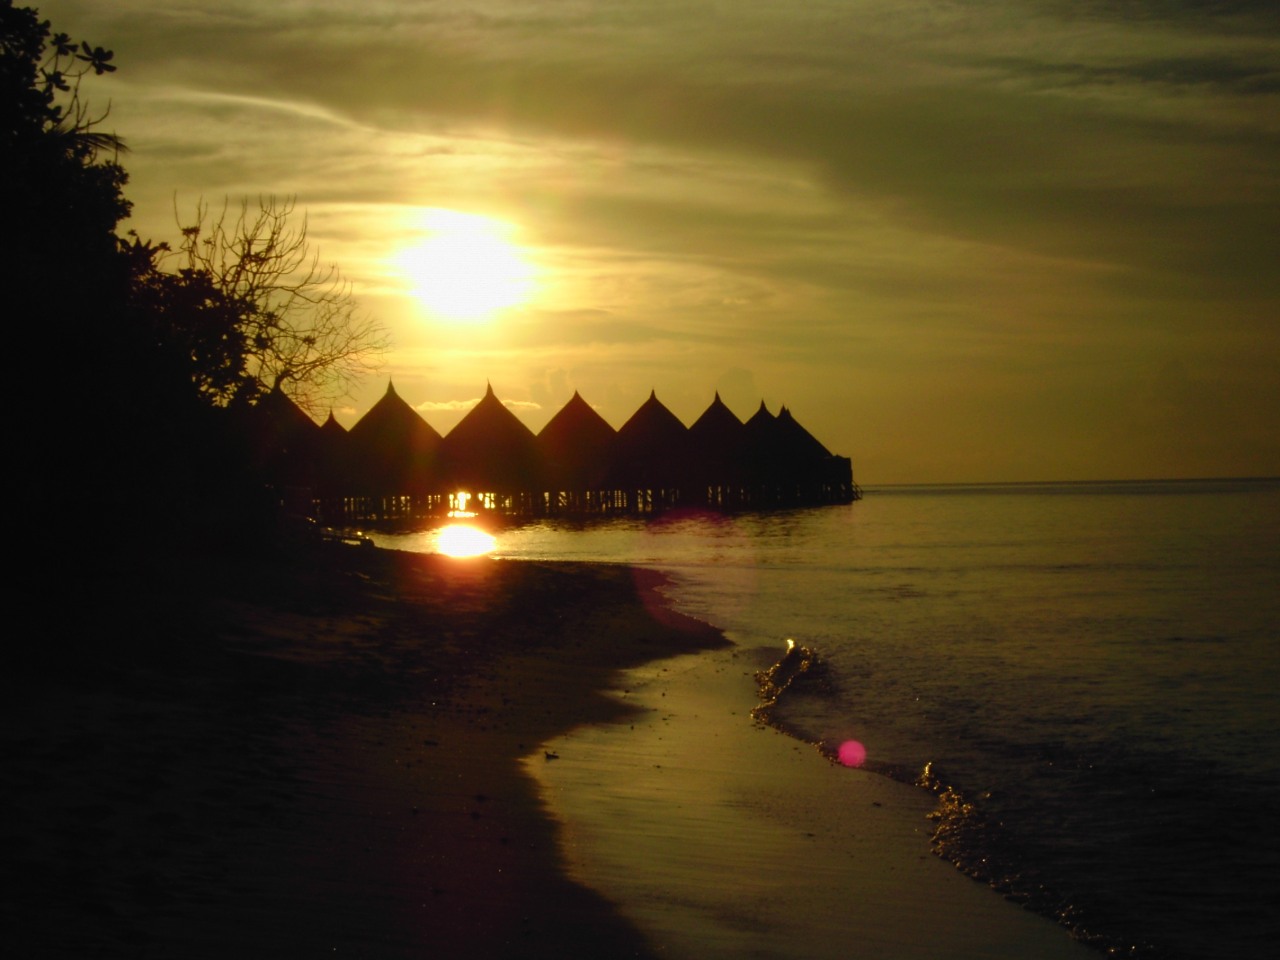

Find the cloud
[[38, 0, 1280, 481], [414, 399, 476, 413], [1044, 1, 1280, 31], [415, 396, 540, 413]]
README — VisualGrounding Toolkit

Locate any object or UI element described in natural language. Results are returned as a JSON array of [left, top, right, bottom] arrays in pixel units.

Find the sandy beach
[[535, 645, 1093, 959], [4, 543, 1089, 958]]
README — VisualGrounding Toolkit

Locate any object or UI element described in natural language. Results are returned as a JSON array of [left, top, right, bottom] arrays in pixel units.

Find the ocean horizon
[[373, 477, 1280, 958]]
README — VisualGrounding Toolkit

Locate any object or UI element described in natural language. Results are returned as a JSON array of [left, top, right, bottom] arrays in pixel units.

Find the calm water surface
[[373, 479, 1280, 959]]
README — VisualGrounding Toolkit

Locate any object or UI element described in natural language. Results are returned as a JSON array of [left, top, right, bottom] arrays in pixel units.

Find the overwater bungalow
[[536, 391, 617, 513], [248, 380, 858, 524], [438, 383, 542, 514], [688, 392, 748, 508], [605, 390, 692, 512], [338, 380, 443, 520]]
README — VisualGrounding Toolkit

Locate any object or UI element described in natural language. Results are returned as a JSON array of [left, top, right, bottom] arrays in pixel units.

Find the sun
[[396, 209, 536, 323]]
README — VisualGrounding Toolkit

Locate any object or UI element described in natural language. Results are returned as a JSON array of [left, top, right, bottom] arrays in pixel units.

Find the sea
[[372, 478, 1280, 960]]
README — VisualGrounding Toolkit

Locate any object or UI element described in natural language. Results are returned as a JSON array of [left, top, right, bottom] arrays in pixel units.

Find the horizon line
[[861, 476, 1280, 491]]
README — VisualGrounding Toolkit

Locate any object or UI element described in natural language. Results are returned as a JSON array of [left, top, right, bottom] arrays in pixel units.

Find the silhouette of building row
[[244, 381, 860, 523]]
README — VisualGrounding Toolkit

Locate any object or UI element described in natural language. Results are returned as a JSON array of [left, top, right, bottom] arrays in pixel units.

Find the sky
[[42, 0, 1280, 483]]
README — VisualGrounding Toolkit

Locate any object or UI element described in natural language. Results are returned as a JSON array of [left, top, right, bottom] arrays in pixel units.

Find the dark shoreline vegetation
[[3, 2, 381, 564], [5, 540, 729, 957]]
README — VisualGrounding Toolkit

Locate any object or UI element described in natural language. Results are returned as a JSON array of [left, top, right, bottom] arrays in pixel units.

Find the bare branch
[[171, 195, 387, 412]]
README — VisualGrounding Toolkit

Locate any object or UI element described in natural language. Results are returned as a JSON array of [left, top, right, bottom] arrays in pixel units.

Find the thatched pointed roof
[[349, 380, 439, 442], [616, 389, 689, 451], [743, 399, 778, 441], [537, 390, 617, 489], [320, 410, 347, 437], [314, 410, 350, 493], [346, 380, 441, 493], [690, 392, 743, 435], [251, 384, 320, 442], [241, 385, 321, 485], [745, 399, 772, 421], [440, 383, 541, 492], [776, 406, 832, 461], [739, 400, 834, 484], [691, 392, 744, 449], [688, 392, 747, 482], [609, 389, 690, 486], [741, 399, 784, 480]]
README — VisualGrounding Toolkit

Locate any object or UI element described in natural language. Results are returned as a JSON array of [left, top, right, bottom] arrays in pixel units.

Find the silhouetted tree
[[5, 3, 386, 559], [3, 1, 148, 546], [124, 235, 255, 407], [2, 0, 130, 314], [170, 196, 387, 414]]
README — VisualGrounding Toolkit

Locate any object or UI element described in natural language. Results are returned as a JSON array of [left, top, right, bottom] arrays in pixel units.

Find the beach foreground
[[5, 543, 1088, 958], [535, 646, 1093, 959]]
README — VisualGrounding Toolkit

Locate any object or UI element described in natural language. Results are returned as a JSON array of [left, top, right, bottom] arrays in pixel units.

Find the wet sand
[[4, 543, 1091, 958], [4, 544, 720, 958], [534, 645, 1094, 959]]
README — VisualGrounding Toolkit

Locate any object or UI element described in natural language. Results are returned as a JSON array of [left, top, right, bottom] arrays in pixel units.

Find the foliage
[[1, 0, 117, 146], [169, 197, 387, 413], [1, 0, 131, 279], [4, 1, 173, 554], [4, 2, 384, 418], [5, 2, 386, 554], [122, 234, 253, 406]]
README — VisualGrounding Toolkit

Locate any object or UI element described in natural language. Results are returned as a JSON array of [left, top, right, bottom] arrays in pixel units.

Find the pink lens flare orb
[[837, 740, 867, 768]]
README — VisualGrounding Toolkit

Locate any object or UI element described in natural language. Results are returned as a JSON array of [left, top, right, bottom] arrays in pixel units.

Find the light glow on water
[[435, 524, 495, 558]]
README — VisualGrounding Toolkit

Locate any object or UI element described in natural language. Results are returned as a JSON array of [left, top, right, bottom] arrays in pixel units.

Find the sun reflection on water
[[435, 524, 496, 558]]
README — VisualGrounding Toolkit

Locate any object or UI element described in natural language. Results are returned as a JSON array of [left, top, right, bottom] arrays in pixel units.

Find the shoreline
[[4, 544, 724, 958], [6, 542, 1090, 957], [532, 640, 1094, 960]]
